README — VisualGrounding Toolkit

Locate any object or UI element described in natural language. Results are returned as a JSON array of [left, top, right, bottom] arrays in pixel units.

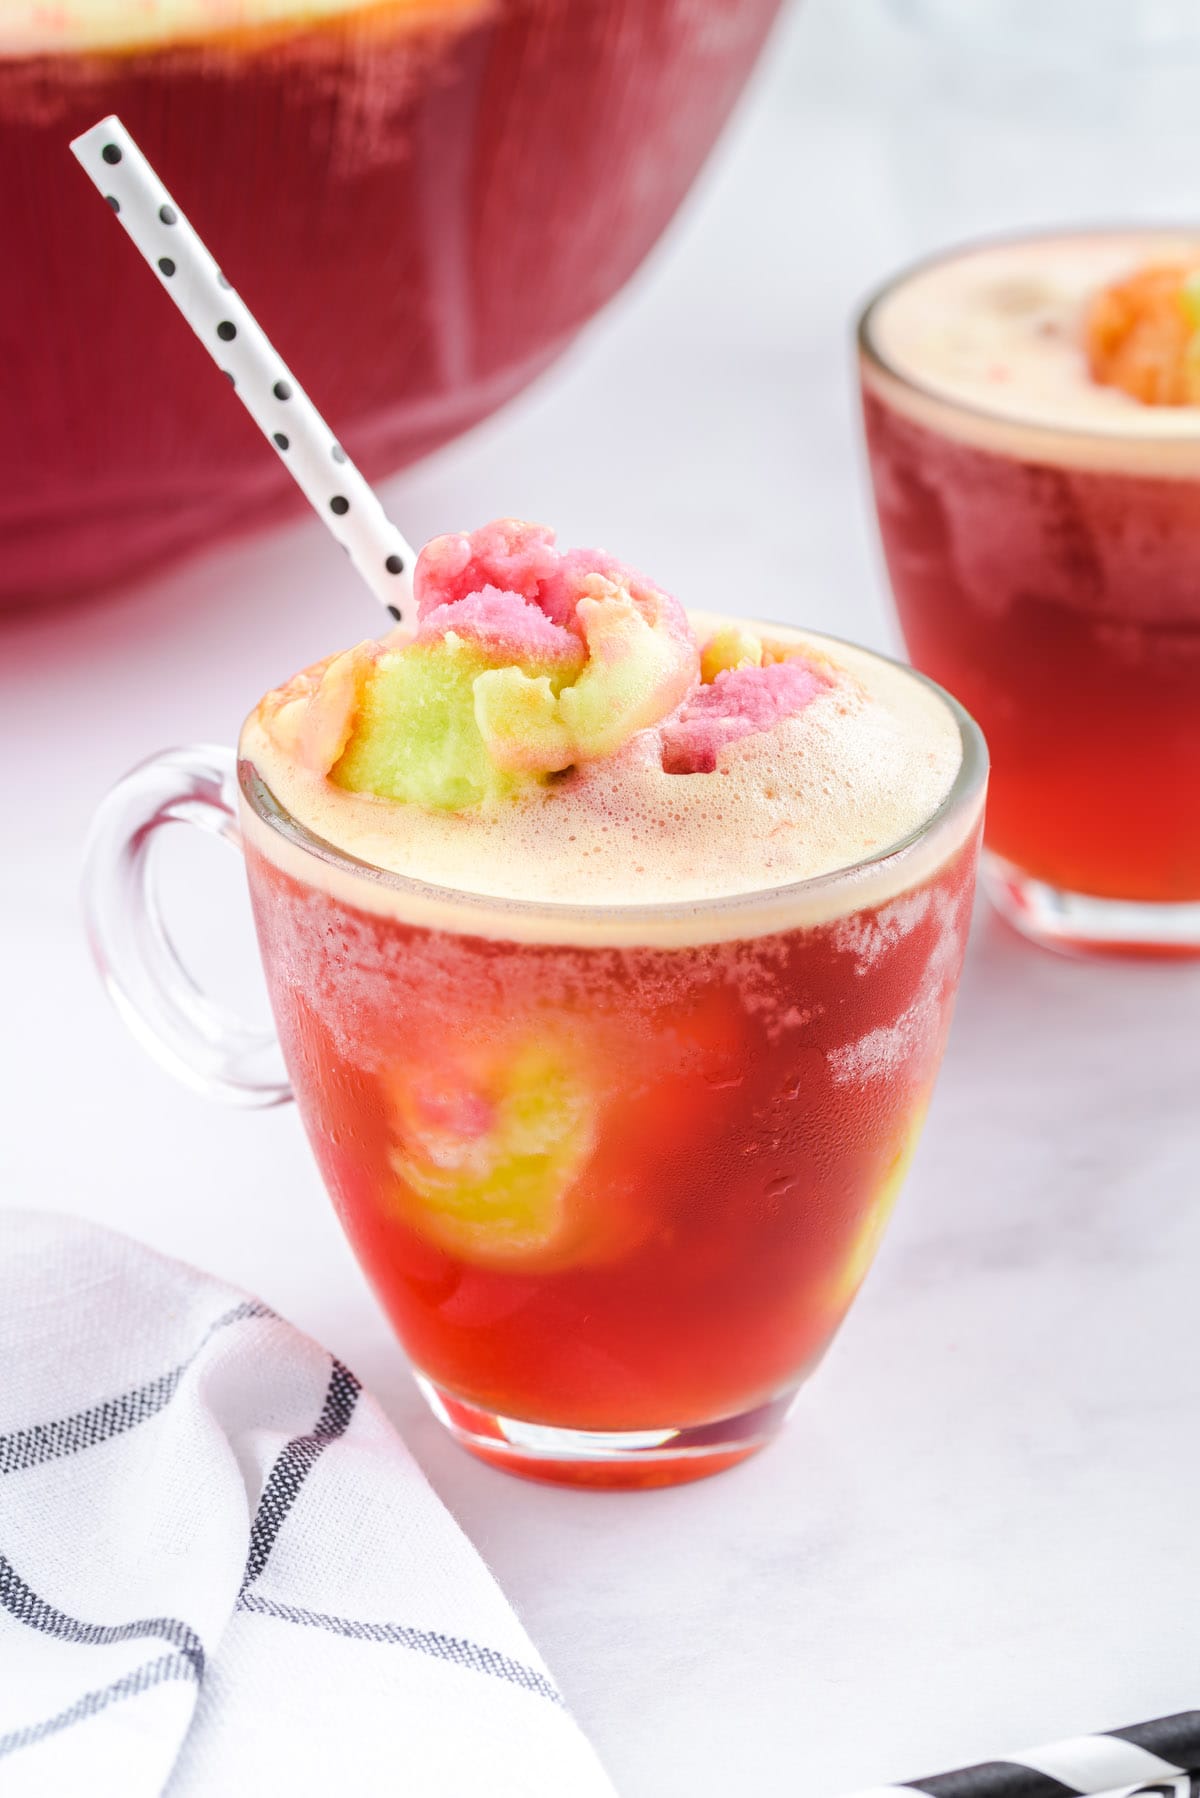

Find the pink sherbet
[[416, 586, 582, 666], [415, 518, 578, 632], [405, 1075, 495, 1141], [660, 658, 832, 774], [414, 518, 692, 651]]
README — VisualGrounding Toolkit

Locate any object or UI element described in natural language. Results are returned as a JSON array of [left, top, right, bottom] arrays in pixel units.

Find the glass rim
[[237, 631, 988, 929], [857, 221, 1200, 446]]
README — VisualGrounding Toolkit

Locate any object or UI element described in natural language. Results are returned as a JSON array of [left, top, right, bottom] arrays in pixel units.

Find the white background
[[4, 3, 1200, 1793]]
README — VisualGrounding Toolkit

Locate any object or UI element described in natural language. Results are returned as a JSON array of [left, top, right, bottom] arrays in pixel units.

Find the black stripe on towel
[[912, 1765, 1083, 1798], [0, 1651, 198, 1762], [1111, 1717, 1200, 1772], [240, 1358, 361, 1594], [238, 1593, 563, 1705], [0, 1300, 272, 1475], [0, 1556, 205, 1677]]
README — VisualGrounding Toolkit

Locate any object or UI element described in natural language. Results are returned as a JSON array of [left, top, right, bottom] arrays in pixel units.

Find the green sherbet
[[333, 633, 571, 810]]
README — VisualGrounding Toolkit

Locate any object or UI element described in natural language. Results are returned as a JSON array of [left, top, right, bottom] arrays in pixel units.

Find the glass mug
[[859, 232, 1200, 958], [84, 659, 986, 1488]]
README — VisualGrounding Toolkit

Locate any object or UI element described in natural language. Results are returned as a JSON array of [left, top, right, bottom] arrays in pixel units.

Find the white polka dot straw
[[70, 115, 416, 624]]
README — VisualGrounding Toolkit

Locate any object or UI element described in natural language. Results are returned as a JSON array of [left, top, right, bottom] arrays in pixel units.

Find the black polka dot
[[386, 605, 403, 622], [105, 194, 120, 213], [159, 204, 177, 226], [273, 432, 289, 451], [157, 256, 175, 277], [331, 443, 346, 464], [329, 495, 349, 516], [385, 554, 404, 575], [222, 370, 235, 386], [273, 380, 292, 401], [101, 143, 122, 166], [216, 320, 236, 342], [217, 271, 231, 290]]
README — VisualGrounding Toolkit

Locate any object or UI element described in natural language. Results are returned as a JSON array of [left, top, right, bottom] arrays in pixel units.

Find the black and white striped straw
[[69, 115, 416, 625], [853, 1712, 1199, 1798]]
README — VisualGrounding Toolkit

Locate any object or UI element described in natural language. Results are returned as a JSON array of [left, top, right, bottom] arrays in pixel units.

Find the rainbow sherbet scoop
[[259, 518, 834, 808]]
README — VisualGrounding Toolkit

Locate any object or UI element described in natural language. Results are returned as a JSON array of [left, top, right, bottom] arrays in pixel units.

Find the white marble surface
[[4, 4, 1200, 1793]]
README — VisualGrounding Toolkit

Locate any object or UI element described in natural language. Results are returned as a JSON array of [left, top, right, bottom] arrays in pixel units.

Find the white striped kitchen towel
[[0, 1211, 616, 1798]]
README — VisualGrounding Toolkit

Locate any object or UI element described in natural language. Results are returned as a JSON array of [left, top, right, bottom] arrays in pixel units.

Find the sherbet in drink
[[230, 520, 984, 1486]]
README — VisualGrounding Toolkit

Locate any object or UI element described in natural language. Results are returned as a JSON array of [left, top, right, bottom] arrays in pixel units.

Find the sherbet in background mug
[[84, 521, 987, 1488]]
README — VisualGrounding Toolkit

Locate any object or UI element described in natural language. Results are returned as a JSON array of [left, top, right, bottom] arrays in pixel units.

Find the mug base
[[413, 1375, 800, 1489], [983, 852, 1200, 959]]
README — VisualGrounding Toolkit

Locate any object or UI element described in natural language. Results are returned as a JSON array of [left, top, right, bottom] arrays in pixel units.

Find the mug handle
[[82, 744, 292, 1109]]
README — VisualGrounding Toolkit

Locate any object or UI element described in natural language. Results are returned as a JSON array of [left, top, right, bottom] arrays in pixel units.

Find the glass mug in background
[[84, 659, 986, 1488], [859, 233, 1200, 957]]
